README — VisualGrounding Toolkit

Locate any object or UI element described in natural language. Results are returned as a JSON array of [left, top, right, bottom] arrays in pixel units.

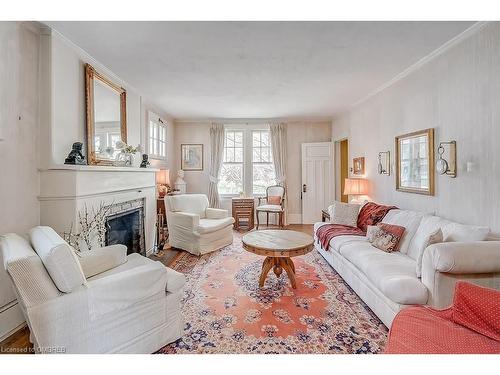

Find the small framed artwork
[[181, 144, 204, 171], [395, 128, 434, 195], [352, 157, 365, 175]]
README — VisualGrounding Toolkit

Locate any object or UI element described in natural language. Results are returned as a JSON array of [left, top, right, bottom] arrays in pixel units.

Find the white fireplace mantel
[[39, 165, 159, 255]]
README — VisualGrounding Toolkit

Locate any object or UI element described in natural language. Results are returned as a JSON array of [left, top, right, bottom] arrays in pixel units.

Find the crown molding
[[173, 116, 332, 124], [335, 21, 489, 120]]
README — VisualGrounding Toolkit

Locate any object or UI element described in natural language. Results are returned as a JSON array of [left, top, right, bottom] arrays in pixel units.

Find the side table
[[232, 197, 255, 231]]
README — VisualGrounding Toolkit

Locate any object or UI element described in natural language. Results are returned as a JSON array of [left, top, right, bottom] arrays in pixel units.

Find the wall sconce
[[378, 151, 390, 175], [436, 141, 457, 178]]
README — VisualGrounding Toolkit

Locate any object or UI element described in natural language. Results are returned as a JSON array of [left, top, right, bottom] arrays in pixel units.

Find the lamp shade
[[344, 178, 369, 195], [156, 169, 170, 185]]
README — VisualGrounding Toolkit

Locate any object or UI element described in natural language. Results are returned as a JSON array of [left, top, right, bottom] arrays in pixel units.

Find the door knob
[[302, 184, 307, 193]]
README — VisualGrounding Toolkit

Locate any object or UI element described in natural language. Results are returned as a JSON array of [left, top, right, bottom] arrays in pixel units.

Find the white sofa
[[314, 208, 500, 327], [0, 226, 186, 354], [165, 194, 235, 256]]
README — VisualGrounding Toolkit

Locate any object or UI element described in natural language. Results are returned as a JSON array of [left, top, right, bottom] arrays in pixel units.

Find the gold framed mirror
[[395, 128, 435, 195], [85, 63, 127, 165]]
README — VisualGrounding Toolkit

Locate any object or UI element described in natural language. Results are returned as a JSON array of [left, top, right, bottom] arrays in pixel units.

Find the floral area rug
[[157, 233, 387, 354]]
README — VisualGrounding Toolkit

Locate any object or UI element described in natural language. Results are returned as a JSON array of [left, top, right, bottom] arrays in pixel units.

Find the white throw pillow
[[29, 226, 87, 293], [415, 228, 443, 278], [328, 202, 360, 227], [381, 209, 424, 254], [442, 222, 490, 242]]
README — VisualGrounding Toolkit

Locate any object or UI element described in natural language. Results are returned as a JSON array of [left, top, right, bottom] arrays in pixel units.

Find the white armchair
[[165, 194, 235, 255], [0, 226, 186, 353]]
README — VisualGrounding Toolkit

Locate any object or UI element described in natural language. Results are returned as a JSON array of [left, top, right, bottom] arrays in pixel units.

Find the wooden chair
[[256, 185, 285, 229]]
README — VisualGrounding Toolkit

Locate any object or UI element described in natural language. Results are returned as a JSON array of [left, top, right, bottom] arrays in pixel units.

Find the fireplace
[[105, 199, 145, 255]]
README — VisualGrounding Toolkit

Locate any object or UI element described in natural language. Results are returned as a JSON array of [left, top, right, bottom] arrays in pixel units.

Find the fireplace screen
[[105, 207, 145, 255]]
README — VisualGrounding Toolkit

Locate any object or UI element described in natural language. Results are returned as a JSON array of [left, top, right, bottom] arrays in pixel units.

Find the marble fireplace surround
[[39, 165, 158, 256]]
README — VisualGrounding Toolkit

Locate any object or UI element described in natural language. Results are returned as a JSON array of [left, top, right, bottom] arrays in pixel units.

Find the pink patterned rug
[[157, 233, 387, 354]]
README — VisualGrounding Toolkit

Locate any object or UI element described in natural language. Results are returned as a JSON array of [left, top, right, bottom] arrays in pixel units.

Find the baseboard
[[287, 214, 302, 224], [0, 301, 26, 342]]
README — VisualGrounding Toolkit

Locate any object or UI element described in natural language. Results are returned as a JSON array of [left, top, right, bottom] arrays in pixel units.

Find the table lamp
[[156, 169, 170, 198], [343, 178, 369, 203]]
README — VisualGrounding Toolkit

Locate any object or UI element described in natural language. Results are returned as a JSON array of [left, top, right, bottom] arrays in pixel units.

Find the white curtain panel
[[269, 122, 288, 225], [208, 123, 225, 208]]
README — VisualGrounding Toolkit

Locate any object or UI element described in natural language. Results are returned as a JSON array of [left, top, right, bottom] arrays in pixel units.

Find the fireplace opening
[[106, 207, 145, 255]]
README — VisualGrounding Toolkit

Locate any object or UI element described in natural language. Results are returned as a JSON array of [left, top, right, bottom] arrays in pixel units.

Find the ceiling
[[48, 21, 474, 120]]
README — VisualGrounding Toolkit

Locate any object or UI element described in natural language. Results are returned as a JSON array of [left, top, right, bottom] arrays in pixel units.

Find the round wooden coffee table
[[242, 230, 314, 289]]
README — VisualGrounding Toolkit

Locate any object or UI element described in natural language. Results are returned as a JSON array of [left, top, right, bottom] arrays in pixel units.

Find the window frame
[[219, 124, 275, 198], [147, 111, 168, 161]]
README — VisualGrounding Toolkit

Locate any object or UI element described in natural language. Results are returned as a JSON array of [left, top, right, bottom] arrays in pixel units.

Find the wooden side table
[[232, 198, 255, 231]]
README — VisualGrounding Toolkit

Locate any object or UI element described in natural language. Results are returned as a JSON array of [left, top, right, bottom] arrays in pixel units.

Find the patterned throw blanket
[[316, 202, 397, 251]]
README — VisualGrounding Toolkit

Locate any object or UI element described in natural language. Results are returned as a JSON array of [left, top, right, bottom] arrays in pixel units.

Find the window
[[252, 130, 275, 195], [219, 130, 244, 195], [148, 112, 167, 159], [219, 127, 276, 196]]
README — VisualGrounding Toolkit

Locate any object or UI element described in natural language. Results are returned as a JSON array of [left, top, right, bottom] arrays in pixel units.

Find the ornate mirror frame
[[395, 128, 435, 195], [85, 63, 127, 165]]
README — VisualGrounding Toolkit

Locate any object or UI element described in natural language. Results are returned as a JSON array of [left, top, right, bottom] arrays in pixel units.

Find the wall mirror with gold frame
[[395, 128, 434, 195], [85, 63, 127, 165]]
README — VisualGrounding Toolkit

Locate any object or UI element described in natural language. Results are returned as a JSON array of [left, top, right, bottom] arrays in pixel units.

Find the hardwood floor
[[0, 224, 314, 354]]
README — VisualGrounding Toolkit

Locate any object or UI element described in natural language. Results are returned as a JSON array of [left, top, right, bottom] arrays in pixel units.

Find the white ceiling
[[48, 21, 474, 120]]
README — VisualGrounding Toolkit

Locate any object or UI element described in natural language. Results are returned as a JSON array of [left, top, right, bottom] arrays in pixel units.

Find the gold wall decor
[[436, 141, 457, 178], [352, 157, 365, 175], [85, 63, 127, 165], [395, 128, 435, 195]]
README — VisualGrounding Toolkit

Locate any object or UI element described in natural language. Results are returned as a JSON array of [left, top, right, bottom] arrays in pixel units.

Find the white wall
[[332, 22, 500, 234], [0, 22, 40, 334], [173, 120, 331, 222]]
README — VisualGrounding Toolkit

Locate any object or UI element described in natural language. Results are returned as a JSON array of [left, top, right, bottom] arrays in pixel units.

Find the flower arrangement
[[115, 141, 142, 154]]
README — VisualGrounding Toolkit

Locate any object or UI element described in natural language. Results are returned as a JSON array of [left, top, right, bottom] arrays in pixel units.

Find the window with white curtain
[[219, 126, 276, 196], [148, 112, 167, 160]]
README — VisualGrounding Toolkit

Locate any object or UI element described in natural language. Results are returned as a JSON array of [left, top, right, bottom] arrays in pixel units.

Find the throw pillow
[[370, 223, 406, 253], [366, 225, 382, 242], [328, 201, 360, 227], [267, 196, 282, 205], [415, 228, 443, 278], [357, 202, 397, 232]]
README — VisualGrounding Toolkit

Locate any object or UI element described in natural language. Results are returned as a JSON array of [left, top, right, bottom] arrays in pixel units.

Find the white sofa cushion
[[256, 204, 283, 212], [327, 202, 360, 227], [407, 215, 450, 261], [381, 209, 424, 254], [29, 226, 87, 293], [442, 222, 490, 242], [329, 235, 368, 253], [339, 241, 428, 305], [166, 194, 209, 217], [197, 217, 234, 234]]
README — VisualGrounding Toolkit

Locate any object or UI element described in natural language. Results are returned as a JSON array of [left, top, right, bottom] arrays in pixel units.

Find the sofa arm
[[422, 241, 500, 274], [205, 207, 229, 219], [168, 212, 200, 229], [77, 244, 127, 278]]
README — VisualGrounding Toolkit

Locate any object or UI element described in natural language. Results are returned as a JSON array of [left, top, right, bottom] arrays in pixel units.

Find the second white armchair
[[165, 194, 235, 255]]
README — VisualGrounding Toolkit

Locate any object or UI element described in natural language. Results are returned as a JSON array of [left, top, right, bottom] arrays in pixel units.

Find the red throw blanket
[[316, 202, 397, 251], [316, 224, 365, 250]]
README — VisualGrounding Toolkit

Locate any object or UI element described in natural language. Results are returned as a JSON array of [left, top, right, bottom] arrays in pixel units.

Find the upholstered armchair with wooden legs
[[256, 185, 286, 229]]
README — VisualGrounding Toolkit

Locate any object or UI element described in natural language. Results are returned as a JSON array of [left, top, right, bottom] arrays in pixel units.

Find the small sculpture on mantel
[[174, 169, 187, 194], [140, 154, 150, 168], [64, 142, 87, 165]]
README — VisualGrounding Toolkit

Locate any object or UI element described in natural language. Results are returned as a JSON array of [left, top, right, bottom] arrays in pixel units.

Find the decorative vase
[[116, 152, 134, 166]]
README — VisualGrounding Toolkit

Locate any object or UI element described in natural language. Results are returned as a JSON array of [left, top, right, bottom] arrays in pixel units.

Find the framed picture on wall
[[395, 128, 434, 195], [352, 157, 365, 175], [181, 144, 204, 171]]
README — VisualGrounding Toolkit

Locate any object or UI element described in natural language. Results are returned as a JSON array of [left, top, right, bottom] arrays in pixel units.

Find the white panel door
[[301, 142, 333, 224]]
